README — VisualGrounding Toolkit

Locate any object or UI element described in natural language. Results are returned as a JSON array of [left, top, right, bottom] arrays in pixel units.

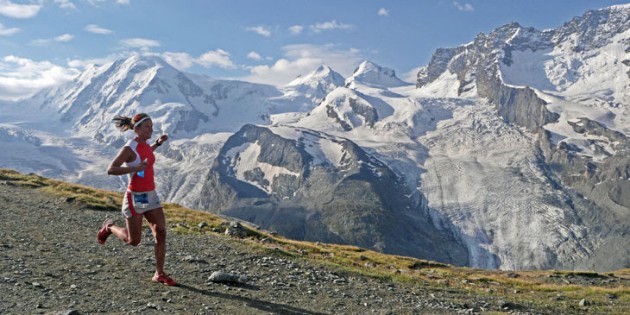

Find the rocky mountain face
[[417, 22, 560, 131], [195, 124, 468, 265], [416, 4, 630, 270]]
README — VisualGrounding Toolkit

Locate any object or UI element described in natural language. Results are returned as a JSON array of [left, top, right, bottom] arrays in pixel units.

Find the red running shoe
[[97, 219, 114, 245], [152, 273, 177, 286]]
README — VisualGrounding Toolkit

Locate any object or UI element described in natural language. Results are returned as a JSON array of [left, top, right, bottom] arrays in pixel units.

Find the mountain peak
[[605, 3, 630, 11], [284, 65, 345, 101], [287, 65, 343, 87], [346, 60, 409, 88], [114, 54, 177, 74], [314, 64, 333, 74], [125, 54, 169, 65]]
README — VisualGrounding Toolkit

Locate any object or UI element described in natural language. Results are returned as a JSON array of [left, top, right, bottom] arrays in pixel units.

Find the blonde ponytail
[[112, 113, 150, 132], [113, 115, 133, 132]]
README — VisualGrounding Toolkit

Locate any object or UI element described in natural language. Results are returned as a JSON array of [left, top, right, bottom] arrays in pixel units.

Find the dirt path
[[0, 183, 471, 314]]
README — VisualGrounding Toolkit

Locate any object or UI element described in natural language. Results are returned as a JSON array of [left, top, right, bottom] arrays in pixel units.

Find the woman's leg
[[144, 207, 167, 275], [109, 215, 143, 246]]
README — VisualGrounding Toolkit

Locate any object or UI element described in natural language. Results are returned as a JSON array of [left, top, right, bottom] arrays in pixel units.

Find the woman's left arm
[[151, 134, 169, 151]]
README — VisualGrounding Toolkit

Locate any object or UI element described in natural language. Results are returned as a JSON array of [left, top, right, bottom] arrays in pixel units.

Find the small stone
[[208, 271, 246, 284], [579, 299, 590, 307]]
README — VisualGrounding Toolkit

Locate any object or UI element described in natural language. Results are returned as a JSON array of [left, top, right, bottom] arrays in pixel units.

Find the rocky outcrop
[[197, 124, 468, 265], [415, 4, 630, 271], [538, 119, 630, 211], [417, 23, 559, 132], [321, 88, 382, 131], [416, 47, 467, 88], [536, 121, 630, 271], [477, 76, 559, 132], [552, 4, 630, 51]]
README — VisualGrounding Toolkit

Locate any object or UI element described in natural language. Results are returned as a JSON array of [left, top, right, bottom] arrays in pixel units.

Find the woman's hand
[[153, 134, 169, 151], [136, 159, 148, 172], [157, 134, 168, 145]]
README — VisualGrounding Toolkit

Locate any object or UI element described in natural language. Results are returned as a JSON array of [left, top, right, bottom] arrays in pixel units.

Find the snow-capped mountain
[[285, 65, 345, 102], [195, 124, 467, 264], [1, 4, 628, 271], [346, 60, 409, 88], [28, 55, 281, 144], [261, 65, 345, 119], [414, 3, 630, 270]]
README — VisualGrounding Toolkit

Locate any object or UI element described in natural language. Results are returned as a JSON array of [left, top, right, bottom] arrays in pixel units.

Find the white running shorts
[[121, 190, 161, 218]]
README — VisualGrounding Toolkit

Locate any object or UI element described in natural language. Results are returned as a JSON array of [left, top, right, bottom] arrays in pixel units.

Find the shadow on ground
[[176, 283, 328, 315]]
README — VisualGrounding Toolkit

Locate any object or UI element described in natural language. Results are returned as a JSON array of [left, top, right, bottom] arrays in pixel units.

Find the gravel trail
[[0, 184, 466, 314]]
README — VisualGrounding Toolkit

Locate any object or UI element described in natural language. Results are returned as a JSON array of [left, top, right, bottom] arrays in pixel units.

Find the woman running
[[96, 113, 176, 286]]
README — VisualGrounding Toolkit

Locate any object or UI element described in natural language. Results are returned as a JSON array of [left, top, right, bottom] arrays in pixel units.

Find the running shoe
[[97, 219, 114, 245], [152, 273, 177, 286]]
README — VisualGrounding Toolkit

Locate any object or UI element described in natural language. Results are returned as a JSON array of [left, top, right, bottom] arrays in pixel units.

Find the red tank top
[[125, 139, 156, 192]]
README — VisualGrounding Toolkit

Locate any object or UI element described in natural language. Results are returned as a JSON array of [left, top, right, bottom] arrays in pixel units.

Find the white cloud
[[30, 34, 75, 46], [288, 25, 303, 35], [161, 51, 194, 69], [84, 24, 113, 35], [246, 26, 271, 37], [86, 0, 129, 7], [120, 38, 160, 49], [54, 0, 76, 10], [86, 0, 106, 6], [378, 8, 389, 17], [310, 20, 355, 33], [197, 49, 236, 69], [0, 23, 19, 36], [247, 51, 262, 61], [0, 0, 42, 18], [55, 34, 74, 42], [0, 56, 80, 101], [244, 44, 364, 86], [403, 66, 424, 83], [453, 1, 474, 12], [30, 39, 49, 46]]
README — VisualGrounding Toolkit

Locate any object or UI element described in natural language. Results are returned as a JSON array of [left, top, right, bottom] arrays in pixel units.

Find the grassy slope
[[1, 168, 628, 314]]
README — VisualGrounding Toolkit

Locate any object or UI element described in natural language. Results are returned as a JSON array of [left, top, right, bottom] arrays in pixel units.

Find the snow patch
[[225, 141, 300, 192]]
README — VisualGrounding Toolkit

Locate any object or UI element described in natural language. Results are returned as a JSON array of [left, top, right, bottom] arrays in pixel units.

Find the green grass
[[2, 168, 629, 314]]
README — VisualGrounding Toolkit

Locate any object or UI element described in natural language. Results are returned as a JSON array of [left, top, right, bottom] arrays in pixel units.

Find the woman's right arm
[[107, 147, 144, 175]]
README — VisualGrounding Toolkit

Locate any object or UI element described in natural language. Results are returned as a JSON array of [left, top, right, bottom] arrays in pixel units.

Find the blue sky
[[0, 0, 627, 100]]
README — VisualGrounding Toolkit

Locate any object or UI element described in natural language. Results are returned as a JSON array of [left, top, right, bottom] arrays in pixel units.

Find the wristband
[[154, 140, 162, 146]]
